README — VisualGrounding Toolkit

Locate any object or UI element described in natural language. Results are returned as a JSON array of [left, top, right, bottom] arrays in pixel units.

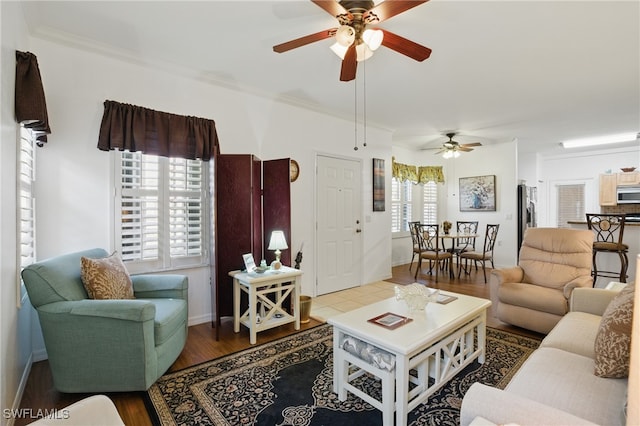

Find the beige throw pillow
[[594, 283, 634, 377], [81, 252, 135, 300]]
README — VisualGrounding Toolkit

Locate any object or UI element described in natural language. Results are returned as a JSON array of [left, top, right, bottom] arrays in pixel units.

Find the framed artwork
[[459, 175, 496, 211], [372, 158, 385, 211], [368, 312, 413, 329]]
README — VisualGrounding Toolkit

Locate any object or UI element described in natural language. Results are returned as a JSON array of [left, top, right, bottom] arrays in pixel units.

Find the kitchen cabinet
[[617, 172, 640, 186], [599, 174, 618, 206]]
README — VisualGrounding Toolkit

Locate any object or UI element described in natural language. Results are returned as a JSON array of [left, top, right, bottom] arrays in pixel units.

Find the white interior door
[[316, 155, 363, 295]]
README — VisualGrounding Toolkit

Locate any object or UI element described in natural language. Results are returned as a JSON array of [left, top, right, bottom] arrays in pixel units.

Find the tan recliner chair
[[490, 227, 593, 334]]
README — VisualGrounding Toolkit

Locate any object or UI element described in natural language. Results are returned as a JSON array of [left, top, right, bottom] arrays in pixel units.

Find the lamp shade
[[335, 25, 356, 47], [356, 43, 373, 62], [363, 29, 384, 51], [330, 42, 349, 59], [268, 230, 288, 251]]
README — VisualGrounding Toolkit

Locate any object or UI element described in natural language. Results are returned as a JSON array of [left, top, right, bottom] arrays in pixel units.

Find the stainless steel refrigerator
[[517, 183, 537, 258]]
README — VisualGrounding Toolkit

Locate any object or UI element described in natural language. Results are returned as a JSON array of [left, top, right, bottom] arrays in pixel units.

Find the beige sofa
[[490, 227, 594, 334], [460, 287, 630, 425]]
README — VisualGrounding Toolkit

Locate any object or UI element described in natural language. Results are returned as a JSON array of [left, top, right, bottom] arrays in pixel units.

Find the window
[[422, 181, 438, 224], [391, 178, 412, 232], [556, 183, 585, 227], [115, 152, 210, 272], [18, 126, 36, 269]]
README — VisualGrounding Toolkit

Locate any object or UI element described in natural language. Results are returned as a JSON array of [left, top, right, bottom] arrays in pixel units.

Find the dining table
[[439, 232, 479, 276], [439, 232, 479, 253]]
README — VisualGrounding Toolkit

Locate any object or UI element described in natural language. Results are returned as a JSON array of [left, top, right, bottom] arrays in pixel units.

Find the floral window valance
[[392, 157, 444, 184], [392, 159, 418, 183], [98, 100, 220, 161], [418, 166, 444, 184]]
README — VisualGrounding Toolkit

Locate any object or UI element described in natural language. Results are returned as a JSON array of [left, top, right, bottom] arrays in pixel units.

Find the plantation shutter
[[391, 178, 412, 232], [169, 158, 203, 257], [19, 127, 36, 267], [423, 181, 438, 224], [557, 184, 585, 227], [120, 152, 160, 262]]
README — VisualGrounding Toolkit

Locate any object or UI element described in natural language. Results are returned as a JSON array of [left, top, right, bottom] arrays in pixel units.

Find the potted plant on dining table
[[442, 220, 452, 235]]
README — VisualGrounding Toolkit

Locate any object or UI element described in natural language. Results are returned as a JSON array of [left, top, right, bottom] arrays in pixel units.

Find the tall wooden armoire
[[213, 155, 291, 339]]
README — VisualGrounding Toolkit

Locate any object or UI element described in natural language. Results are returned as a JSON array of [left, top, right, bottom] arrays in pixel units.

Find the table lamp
[[268, 230, 288, 270]]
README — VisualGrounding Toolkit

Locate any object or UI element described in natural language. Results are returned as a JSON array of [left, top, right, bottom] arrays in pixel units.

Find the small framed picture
[[368, 312, 413, 329], [242, 253, 256, 272], [372, 158, 385, 212]]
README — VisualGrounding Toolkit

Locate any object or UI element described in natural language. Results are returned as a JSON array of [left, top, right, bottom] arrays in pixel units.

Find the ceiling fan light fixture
[[362, 28, 384, 51], [442, 149, 460, 159]]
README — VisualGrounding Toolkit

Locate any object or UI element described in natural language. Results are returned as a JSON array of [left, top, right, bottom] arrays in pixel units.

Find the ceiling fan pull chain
[[363, 58, 367, 148], [354, 76, 358, 151]]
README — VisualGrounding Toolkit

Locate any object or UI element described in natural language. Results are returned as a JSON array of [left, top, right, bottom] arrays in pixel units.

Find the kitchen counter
[[567, 221, 640, 226]]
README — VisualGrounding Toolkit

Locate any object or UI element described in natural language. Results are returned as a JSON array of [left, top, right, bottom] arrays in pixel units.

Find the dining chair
[[458, 224, 500, 283], [414, 223, 453, 283], [585, 213, 628, 284], [452, 220, 479, 256], [408, 221, 423, 271]]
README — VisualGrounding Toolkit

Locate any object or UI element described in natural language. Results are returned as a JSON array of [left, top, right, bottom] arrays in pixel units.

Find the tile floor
[[309, 280, 399, 322]]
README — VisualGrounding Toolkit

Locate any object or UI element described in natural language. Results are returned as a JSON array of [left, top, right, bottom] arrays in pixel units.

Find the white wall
[[391, 140, 519, 271], [0, 1, 395, 410], [536, 145, 640, 226], [27, 27, 392, 326], [1, 1, 36, 421], [537, 145, 640, 285]]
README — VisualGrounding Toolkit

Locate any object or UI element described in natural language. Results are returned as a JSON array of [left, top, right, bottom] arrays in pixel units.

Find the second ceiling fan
[[273, 0, 432, 82], [429, 133, 483, 158]]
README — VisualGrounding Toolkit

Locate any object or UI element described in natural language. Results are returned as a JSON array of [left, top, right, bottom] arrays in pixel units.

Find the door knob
[[356, 229, 362, 233]]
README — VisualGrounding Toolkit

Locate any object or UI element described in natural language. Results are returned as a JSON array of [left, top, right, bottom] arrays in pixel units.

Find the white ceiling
[[21, 0, 640, 155]]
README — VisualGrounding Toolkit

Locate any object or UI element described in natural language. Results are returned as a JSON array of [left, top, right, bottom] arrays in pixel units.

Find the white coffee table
[[328, 292, 491, 426]]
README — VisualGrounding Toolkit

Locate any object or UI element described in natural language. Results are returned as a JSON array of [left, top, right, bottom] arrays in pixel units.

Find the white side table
[[229, 266, 303, 344]]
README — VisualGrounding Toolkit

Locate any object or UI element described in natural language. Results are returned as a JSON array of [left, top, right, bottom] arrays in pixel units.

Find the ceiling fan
[[273, 0, 432, 82], [428, 133, 483, 158]]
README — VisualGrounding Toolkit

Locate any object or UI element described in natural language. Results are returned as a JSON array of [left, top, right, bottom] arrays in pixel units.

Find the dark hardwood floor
[[16, 262, 542, 425]]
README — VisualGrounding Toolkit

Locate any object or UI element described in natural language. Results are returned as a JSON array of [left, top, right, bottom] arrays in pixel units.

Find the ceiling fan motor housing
[[339, 1, 375, 13]]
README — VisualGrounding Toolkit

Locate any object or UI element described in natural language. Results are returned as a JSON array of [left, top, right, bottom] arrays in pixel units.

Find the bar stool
[[585, 213, 629, 285]]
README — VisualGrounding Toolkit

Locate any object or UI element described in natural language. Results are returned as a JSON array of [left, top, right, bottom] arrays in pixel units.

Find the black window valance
[[98, 100, 220, 161], [15, 51, 51, 146]]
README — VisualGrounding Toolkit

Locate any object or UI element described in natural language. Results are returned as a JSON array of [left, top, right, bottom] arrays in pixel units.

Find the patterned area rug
[[146, 324, 540, 425]]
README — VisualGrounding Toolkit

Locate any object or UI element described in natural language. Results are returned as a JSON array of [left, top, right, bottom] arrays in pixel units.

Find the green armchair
[[22, 248, 188, 393]]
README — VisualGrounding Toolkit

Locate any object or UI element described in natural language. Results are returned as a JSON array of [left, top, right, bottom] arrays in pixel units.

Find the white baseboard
[[188, 313, 212, 326], [32, 348, 48, 363], [9, 353, 34, 426]]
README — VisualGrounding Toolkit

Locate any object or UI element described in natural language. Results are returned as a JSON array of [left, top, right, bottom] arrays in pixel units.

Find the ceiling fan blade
[[458, 147, 474, 152], [340, 44, 357, 81], [460, 142, 482, 148], [365, 0, 429, 24], [380, 29, 432, 61], [273, 28, 337, 53], [311, 0, 352, 20]]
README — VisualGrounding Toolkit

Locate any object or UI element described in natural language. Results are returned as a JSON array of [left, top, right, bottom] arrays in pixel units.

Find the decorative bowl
[[254, 266, 269, 274], [395, 283, 439, 312], [621, 167, 636, 172]]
